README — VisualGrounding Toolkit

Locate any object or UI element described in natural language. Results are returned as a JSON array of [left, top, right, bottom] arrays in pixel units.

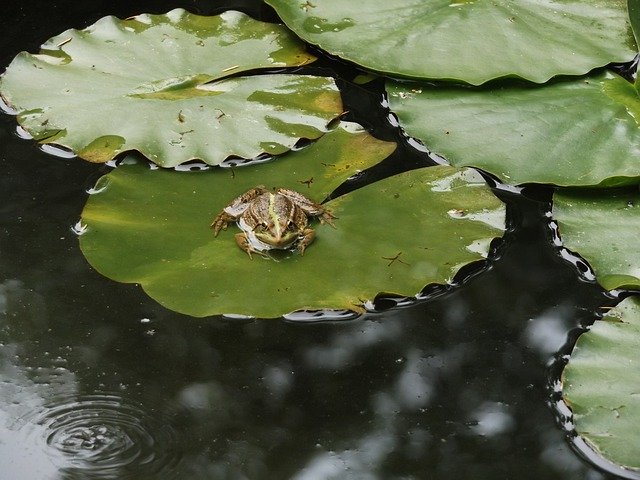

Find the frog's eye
[[286, 221, 297, 231]]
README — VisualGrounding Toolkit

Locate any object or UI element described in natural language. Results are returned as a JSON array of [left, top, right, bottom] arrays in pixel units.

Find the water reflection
[[524, 306, 574, 359], [303, 318, 403, 369], [43, 394, 179, 477], [0, 234, 615, 480], [1, 177, 619, 473], [39, 144, 76, 159], [469, 401, 515, 437], [0, 357, 182, 479], [0, 282, 184, 479], [0, 344, 62, 480]]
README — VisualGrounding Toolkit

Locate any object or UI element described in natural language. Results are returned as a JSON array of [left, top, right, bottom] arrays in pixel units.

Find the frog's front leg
[[211, 211, 236, 236], [303, 206, 337, 228], [316, 209, 337, 228], [235, 232, 256, 259], [211, 186, 268, 236], [297, 228, 316, 256]]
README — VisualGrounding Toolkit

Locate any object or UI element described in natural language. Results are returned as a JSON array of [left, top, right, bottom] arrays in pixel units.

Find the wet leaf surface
[[0, 9, 342, 167], [266, 0, 637, 85], [629, 0, 640, 48], [563, 296, 640, 471], [553, 187, 640, 291], [387, 72, 640, 187], [79, 124, 505, 318]]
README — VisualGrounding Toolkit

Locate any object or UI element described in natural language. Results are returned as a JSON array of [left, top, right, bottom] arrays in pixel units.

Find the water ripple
[[32, 393, 181, 479]]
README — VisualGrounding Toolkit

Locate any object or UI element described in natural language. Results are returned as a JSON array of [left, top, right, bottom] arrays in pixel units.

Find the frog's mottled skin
[[211, 186, 335, 258]]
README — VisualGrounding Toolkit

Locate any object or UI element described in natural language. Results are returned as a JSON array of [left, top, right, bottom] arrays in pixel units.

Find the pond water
[[0, 1, 633, 479]]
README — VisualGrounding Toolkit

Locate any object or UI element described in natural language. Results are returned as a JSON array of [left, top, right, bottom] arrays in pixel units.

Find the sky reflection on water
[[0, 249, 612, 479]]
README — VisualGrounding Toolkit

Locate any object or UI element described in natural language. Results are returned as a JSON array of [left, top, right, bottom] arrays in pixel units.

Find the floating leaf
[[553, 188, 640, 291], [0, 9, 343, 167], [266, 0, 637, 85], [387, 72, 640, 187], [79, 123, 505, 318], [563, 296, 640, 471], [629, 0, 640, 49]]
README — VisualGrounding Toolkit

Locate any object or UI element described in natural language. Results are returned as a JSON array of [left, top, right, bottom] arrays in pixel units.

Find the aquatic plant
[[0, 0, 639, 474]]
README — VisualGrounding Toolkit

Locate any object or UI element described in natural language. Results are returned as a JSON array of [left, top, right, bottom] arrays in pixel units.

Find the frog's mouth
[[254, 230, 299, 249]]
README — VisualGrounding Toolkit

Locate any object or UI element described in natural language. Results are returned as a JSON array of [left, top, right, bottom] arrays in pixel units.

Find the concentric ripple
[[37, 393, 181, 478]]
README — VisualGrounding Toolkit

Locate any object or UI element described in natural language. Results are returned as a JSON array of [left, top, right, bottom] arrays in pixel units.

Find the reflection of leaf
[[0, 9, 342, 167], [553, 188, 640, 291], [562, 296, 640, 471], [387, 72, 640, 187], [79, 123, 505, 318], [266, 0, 636, 85]]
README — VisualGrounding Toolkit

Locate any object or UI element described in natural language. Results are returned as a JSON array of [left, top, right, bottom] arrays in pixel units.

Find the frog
[[211, 186, 336, 258]]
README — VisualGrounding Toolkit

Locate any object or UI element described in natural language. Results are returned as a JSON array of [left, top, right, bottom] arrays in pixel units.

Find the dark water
[[0, 1, 634, 479]]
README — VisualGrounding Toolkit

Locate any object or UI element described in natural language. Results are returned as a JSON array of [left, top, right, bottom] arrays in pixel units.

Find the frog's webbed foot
[[211, 211, 236, 236], [297, 228, 316, 256], [317, 210, 337, 228]]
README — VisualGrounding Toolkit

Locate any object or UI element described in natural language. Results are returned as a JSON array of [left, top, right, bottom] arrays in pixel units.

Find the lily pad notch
[[553, 188, 640, 292]]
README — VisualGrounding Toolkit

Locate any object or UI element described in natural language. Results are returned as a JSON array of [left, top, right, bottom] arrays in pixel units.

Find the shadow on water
[[0, 1, 634, 479]]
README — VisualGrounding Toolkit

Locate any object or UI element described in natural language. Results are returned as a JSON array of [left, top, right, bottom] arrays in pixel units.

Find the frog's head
[[253, 193, 306, 248], [254, 223, 300, 248]]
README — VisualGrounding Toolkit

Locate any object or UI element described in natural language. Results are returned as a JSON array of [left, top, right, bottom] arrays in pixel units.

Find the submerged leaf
[[387, 72, 640, 187], [266, 0, 636, 85], [79, 123, 505, 318], [0, 9, 342, 167], [553, 188, 640, 291], [563, 296, 640, 471]]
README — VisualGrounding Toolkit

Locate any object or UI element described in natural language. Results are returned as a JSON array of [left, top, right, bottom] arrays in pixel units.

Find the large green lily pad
[[266, 0, 636, 85], [553, 188, 640, 291], [387, 71, 640, 187], [79, 123, 505, 318], [0, 9, 342, 167], [563, 296, 640, 471]]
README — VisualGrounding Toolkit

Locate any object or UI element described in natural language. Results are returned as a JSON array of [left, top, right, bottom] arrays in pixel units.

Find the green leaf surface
[[629, 0, 640, 48], [0, 9, 342, 167], [553, 188, 640, 291], [266, 0, 637, 85], [387, 72, 640, 187], [563, 296, 640, 471], [79, 123, 505, 318]]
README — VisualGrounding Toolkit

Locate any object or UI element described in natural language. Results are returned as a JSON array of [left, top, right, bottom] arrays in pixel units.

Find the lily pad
[[266, 0, 636, 85], [553, 188, 640, 291], [79, 123, 505, 318], [562, 296, 640, 471], [630, 0, 640, 48], [387, 71, 640, 187], [0, 9, 343, 167]]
